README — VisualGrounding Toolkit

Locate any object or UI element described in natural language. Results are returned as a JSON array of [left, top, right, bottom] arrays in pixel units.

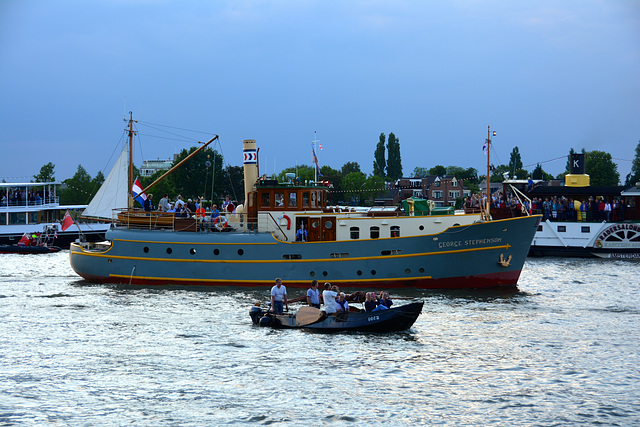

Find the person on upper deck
[[143, 194, 154, 212], [211, 204, 220, 220], [158, 194, 170, 212]]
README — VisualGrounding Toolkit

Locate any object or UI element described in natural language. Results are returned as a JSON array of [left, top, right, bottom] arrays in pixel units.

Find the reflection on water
[[0, 252, 639, 425]]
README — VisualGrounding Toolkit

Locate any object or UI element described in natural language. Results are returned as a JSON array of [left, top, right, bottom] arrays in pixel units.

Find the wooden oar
[[295, 306, 323, 326]]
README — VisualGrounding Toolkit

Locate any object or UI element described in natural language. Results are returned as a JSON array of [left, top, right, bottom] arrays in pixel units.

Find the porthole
[[190, 248, 196, 255], [433, 237, 439, 241], [143, 247, 149, 253], [419, 268, 425, 273], [419, 225, 424, 231], [108, 259, 112, 263], [238, 249, 244, 255], [371, 270, 376, 276], [325, 221, 332, 228], [310, 271, 316, 277], [405, 268, 411, 274], [356, 270, 362, 276], [166, 248, 172, 254], [213, 249, 220, 255], [502, 228, 508, 232], [322, 271, 328, 276]]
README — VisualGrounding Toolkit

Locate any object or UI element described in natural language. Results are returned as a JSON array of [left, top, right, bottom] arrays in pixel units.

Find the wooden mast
[[127, 112, 136, 209], [485, 126, 495, 221]]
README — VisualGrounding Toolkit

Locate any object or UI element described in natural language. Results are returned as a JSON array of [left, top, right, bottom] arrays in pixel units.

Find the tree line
[[32, 137, 640, 207]]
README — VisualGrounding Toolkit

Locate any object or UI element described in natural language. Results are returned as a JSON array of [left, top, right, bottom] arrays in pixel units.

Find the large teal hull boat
[[70, 133, 541, 289]]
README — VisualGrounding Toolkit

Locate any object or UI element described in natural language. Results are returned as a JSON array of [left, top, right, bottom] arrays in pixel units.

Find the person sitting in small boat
[[364, 292, 378, 312], [336, 293, 349, 312], [378, 291, 393, 309], [322, 283, 338, 315]]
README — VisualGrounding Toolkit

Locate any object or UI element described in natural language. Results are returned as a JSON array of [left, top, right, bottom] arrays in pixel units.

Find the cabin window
[[302, 192, 310, 207], [283, 254, 302, 259], [311, 192, 316, 207], [275, 193, 284, 207], [9, 212, 26, 225], [537, 225, 543, 231], [581, 226, 590, 233], [261, 193, 270, 207], [289, 192, 297, 208], [390, 225, 400, 237], [381, 249, 402, 255], [370, 226, 380, 239], [350, 227, 360, 239], [0, 213, 5, 225], [557, 226, 566, 233], [28, 212, 38, 224]]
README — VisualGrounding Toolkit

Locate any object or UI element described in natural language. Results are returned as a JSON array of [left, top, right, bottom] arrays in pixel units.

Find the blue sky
[[1, 0, 638, 184]]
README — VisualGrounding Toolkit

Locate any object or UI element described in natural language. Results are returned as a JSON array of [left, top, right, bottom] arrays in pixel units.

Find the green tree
[[364, 175, 386, 204], [278, 165, 315, 184], [429, 165, 446, 176], [320, 165, 343, 205], [386, 132, 402, 179], [60, 165, 93, 204], [169, 147, 224, 202], [586, 150, 619, 186], [532, 164, 553, 181], [412, 167, 429, 178], [342, 171, 367, 205], [341, 162, 361, 176], [626, 140, 640, 186], [141, 169, 173, 202], [34, 162, 55, 182], [373, 133, 386, 177], [221, 165, 244, 203], [508, 147, 523, 177]]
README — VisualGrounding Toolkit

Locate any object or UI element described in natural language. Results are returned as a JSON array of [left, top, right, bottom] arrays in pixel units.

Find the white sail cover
[[82, 145, 129, 219]]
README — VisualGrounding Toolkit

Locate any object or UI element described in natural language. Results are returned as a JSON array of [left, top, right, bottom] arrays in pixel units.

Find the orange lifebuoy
[[278, 214, 291, 230], [213, 216, 228, 230]]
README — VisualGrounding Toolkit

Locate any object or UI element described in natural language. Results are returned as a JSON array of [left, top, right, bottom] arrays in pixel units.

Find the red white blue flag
[[131, 177, 146, 207], [312, 144, 323, 177]]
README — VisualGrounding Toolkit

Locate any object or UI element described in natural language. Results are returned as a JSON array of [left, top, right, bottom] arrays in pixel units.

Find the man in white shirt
[[322, 283, 338, 314], [270, 278, 288, 314]]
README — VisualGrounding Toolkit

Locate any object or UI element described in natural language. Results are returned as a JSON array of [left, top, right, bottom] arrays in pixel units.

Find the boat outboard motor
[[249, 306, 263, 325], [258, 315, 272, 327]]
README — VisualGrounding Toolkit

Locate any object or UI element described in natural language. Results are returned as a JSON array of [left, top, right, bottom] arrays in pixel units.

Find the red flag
[[61, 210, 74, 232]]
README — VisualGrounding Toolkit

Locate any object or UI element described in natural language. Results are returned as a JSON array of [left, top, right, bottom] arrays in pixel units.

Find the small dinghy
[[250, 301, 424, 333]]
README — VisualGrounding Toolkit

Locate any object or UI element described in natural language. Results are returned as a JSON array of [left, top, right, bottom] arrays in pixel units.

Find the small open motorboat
[[0, 244, 62, 254], [249, 301, 424, 333], [0, 228, 62, 254]]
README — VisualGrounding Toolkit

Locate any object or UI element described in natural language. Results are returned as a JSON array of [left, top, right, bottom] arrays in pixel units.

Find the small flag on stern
[[131, 177, 147, 207], [61, 210, 74, 232]]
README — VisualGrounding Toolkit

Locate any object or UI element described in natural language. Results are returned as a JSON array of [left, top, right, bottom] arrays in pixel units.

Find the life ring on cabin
[[595, 240, 603, 248], [213, 216, 228, 231], [278, 214, 291, 230]]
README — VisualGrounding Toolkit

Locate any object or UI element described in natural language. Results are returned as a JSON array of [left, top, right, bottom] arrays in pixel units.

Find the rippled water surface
[[1, 252, 639, 425]]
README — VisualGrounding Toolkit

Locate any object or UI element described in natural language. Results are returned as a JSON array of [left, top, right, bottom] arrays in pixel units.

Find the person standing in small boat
[[271, 278, 288, 314], [306, 280, 320, 309], [322, 283, 338, 315]]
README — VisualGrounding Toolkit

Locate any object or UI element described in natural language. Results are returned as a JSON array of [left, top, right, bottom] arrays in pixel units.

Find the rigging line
[[136, 133, 197, 143], [137, 121, 206, 142], [133, 121, 145, 170], [136, 119, 217, 137], [523, 155, 568, 169], [88, 131, 128, 196]]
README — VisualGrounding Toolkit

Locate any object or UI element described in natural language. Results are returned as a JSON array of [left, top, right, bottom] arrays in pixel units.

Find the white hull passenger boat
[[485, 154, 640, 259], [0, 182, 110, 249], [70, 125, 541, 289]]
